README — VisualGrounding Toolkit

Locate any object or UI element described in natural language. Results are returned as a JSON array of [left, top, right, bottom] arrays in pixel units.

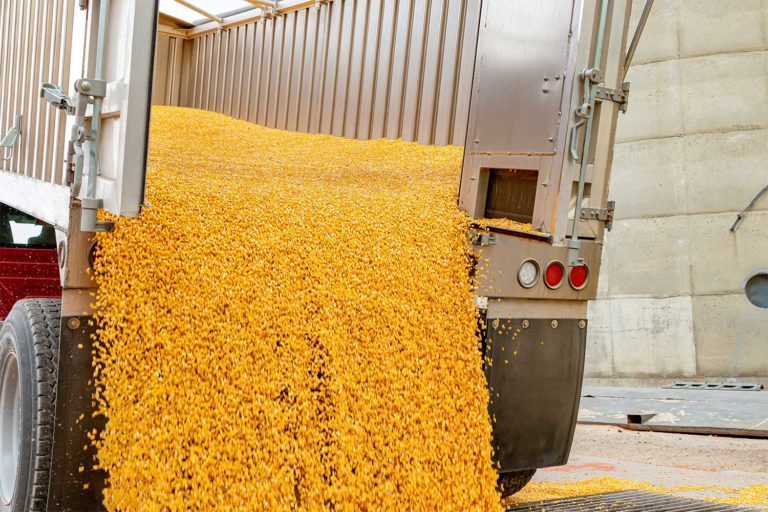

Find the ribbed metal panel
[[0, 0, 77, 185], [153, 34, 185, 106], [176, 0, 480, 146]]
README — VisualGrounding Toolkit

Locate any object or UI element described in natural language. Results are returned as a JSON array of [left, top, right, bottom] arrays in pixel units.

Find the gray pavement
[[532, 424, 768, 509]]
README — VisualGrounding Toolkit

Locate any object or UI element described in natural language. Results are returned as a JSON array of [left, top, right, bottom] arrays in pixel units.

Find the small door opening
[[484, 169, 538, 224]]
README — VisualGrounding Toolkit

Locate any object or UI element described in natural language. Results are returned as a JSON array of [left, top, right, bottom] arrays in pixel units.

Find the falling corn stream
[[92, 106, 502, 510]]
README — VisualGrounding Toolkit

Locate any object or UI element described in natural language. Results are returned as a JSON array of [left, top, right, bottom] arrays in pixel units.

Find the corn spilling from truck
[[91, 106, 500, 510], [0, 0, 640, 508]]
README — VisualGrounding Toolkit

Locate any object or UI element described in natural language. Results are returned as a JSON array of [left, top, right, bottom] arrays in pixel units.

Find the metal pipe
[[174, 0, 224, 24], [568, 0, 610, 265], [87, 0, 109, 199], [79, 0, 113, 231], [623, 0, 654, 80], [731, 184, 768, 232], [591, 0, 610, 73]]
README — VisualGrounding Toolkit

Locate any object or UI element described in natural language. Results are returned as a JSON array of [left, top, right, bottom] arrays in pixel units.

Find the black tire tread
[[14, 299, 60, 512]]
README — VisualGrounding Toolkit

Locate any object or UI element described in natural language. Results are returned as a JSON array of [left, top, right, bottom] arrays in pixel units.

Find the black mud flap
[[484, 318, 586, 472], [48, 316, 107, 512]]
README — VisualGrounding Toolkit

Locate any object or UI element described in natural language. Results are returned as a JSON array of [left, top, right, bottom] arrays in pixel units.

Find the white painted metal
[[0, 0, 159, 227], [0, 174, 71, 231]]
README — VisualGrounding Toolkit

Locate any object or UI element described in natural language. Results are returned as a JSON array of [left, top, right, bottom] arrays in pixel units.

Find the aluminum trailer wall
[[155, 0, 481, 146], [0, 0, 78, 186], [152, 34, 186, 107]]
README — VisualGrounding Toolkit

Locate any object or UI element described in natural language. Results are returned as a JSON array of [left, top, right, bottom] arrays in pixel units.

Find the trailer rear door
[[0, 0, 158, 228]]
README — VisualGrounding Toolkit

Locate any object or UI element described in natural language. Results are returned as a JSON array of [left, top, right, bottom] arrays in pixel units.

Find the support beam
[[173, 0, 224, 25], [185, 0, 330, 38], [244, 0, 277, 7]]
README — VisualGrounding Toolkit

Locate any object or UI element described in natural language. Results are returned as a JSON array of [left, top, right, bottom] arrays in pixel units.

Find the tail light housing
[[569, 264, 589, 290], [517, 259, 540, 288], [544, 261, 565, 289]]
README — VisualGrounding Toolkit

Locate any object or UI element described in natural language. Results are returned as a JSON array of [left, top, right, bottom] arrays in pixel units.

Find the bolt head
[[79, 80, 92, 92], [579, 320, 586, 329], [551, 320, 559, 329], [522, 319, 530, 329], [68, 318, 81, 330]]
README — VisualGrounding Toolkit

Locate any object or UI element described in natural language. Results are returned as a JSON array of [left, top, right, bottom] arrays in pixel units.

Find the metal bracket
[[262, 6, 278, 19], [580, 201, 615, 231], [80, 197, 113, 232], [0, 114, 22, 161], [74, 78, 107, 99], [41, 83, 76, 114], [471, 232, 497, 247], [595, 82, 631, 113]]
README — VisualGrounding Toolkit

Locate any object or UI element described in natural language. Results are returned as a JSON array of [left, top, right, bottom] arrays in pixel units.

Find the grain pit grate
[[506, 490, 762, 511]]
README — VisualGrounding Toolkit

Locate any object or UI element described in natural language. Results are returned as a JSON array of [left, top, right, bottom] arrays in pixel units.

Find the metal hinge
[[595, 82, 631, 113], [471, 232, 497, 246], [0, 114, 22, 161], [580, 201, 615, 230]]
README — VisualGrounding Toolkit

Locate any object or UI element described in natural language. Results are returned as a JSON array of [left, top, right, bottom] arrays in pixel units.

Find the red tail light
[[569, 264, 589, 290], [544, 261, 565, 289]]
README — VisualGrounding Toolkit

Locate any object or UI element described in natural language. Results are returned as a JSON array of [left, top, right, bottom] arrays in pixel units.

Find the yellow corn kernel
[[92, 106, 502, 511]]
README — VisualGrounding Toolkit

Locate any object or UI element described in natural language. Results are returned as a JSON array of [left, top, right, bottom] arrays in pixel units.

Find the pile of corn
[[92, 107, 500, 510]]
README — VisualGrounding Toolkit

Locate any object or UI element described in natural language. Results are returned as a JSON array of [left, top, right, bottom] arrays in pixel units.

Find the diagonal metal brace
[[731, 184, 768, 232]]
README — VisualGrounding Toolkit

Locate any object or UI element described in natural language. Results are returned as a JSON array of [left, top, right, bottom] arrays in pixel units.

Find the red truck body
[[0, 247, 61, 320]]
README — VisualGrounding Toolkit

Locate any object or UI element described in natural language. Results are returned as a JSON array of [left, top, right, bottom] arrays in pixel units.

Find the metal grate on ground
[[506, 490, 762, 511]]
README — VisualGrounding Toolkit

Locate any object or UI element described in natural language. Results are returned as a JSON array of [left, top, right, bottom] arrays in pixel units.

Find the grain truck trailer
[[0, 0, 649, 509]]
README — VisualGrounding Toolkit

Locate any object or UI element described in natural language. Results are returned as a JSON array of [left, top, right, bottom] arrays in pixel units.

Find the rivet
[[551, 320, 559, 329], [68, 318, 81, 330], [492, 319, 500, 330], [79, 80, 92, 92], [522, 319, 530, 329], [579, 320, 587, 329]]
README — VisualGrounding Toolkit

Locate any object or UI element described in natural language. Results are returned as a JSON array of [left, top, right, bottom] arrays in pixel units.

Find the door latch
[[579, 201, 615, 231], [595, 82, 631, 113]]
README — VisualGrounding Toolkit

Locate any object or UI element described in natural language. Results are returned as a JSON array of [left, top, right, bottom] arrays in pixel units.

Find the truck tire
[[498, 469, 536, 498], [0, 299, 60, 512]]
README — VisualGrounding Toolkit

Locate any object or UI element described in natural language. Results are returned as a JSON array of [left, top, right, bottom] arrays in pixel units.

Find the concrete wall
[[585, 0, 768, 384]]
